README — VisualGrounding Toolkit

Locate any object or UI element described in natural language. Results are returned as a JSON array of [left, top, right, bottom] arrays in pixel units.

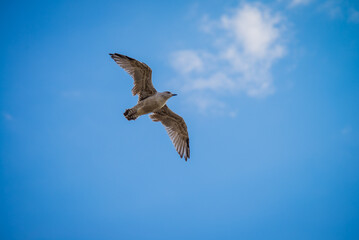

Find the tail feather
[[124, 108, 138, 121]]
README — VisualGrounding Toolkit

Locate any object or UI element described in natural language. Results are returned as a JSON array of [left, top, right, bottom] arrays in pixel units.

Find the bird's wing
[[150, 105, 190, 161], [110, 53, 157, 101]]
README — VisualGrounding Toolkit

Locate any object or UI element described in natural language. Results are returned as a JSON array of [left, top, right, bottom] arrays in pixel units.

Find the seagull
[[109, 53, 190, 161]]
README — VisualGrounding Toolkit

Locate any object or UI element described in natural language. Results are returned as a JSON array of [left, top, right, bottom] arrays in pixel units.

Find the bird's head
[[161, 91, 177, 99]]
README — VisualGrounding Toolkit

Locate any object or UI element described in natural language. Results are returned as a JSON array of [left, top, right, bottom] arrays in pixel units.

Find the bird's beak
[[172, 94, 177, 96]]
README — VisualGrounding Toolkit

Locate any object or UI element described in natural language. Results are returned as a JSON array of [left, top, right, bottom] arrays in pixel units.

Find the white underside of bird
[[123, 92, 176, 120]]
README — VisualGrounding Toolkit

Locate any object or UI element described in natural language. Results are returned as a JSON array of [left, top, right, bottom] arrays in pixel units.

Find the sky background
[[1, 0, 359, 239]]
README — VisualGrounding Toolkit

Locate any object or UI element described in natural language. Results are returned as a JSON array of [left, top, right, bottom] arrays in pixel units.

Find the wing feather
[[110, 53, 157, 101], [150, 105, 190, 161]]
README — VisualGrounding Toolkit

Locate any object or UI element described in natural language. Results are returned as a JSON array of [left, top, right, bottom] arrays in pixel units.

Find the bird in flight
[[109, 53, 190, 161]]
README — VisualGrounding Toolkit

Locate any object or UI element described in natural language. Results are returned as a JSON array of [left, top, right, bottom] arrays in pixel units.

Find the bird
[[109, 53, 190, 161]]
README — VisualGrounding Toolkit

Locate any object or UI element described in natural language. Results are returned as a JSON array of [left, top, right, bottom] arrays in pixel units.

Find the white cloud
[[183, 72, 236, 92], [170, 3, 286, 114], [221, 5, 282, 58], [188, 94, 226, 114], [171, 50, 204, 74]]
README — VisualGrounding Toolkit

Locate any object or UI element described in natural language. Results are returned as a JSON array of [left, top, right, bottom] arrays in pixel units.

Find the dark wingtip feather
[[125, 55, 135, 61], [109, 53, 136, 61]]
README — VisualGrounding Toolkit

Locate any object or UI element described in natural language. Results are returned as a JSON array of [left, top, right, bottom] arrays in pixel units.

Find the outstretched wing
[[150, 105, 190, 161], [110, 53, 157, 101]]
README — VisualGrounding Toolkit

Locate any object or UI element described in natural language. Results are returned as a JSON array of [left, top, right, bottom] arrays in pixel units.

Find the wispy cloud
[[171, 3, 286, 114], [341, 126, 352, 135], [289, 0, 312, 8], [171, 50, 204, 75], [317, 1, 359, 23], [293, 0, 359, 23], [61, 90, 82, 98], [349, 8, 359, 23], [319, 0, 343, 19], [3, 112, 13, 121]]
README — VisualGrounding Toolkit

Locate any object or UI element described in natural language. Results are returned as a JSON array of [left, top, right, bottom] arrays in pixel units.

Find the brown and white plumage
[[110, 53, 156, 101], [150, 105, 190, 161], [110, 53, 190, 161]]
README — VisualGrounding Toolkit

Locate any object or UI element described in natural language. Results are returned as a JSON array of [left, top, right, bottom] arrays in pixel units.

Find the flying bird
[[109, 53, 190, 161]]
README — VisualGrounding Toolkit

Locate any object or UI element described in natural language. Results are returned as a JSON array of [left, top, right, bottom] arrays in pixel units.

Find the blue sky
[[1, 0, 359, 239]]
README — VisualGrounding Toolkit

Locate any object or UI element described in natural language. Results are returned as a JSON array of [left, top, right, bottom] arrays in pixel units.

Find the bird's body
[[109, 53, 190, 161], [124, 92, 173, 120]]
